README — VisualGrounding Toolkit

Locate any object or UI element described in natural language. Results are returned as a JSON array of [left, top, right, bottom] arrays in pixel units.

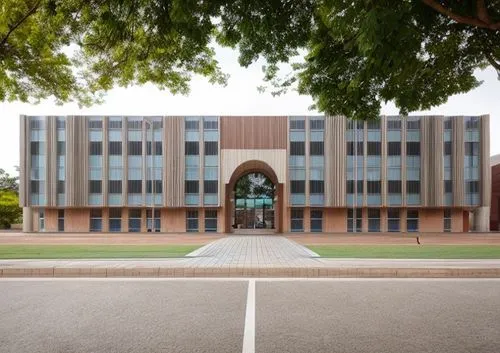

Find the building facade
[[490, 155, 500, 231], [19, 115, 491, 233]]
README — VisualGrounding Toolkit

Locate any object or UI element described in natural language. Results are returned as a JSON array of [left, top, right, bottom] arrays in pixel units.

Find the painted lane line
[[242, 279, 256, 353]]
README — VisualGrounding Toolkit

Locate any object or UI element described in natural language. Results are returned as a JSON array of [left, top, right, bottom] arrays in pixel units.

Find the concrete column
[[303, 207, 311, 232], [472, 206, 490, 232], [22, 207, 33, 232], [380, 208, 388, 232]]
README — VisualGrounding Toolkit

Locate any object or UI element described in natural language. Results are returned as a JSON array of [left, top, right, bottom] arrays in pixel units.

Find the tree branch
[[485, 51, 500, 79], [421, 0, 500, 30], [0, 0, 42, 50]]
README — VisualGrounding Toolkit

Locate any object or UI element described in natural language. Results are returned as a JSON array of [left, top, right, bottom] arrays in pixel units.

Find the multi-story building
[[19, 115, 491, 233]]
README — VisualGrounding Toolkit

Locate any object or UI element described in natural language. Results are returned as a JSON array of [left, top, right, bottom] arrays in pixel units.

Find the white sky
[[1, 46, 499, 175]]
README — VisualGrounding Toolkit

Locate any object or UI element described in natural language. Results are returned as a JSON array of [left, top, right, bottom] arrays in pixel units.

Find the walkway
[[1, 236, 500, 277]]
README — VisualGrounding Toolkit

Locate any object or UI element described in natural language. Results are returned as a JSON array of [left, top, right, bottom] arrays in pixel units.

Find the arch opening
[[233, 172, 276, 230], [224, 160, 283, 233]]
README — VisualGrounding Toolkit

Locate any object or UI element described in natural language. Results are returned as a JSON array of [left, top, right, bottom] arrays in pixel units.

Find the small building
[[491, 154, 500, 231], [19, 115, 491, 233]]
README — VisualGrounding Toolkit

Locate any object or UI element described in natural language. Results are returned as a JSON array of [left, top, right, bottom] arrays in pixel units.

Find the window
[[444, 209, 452, 232], [186, 211, 199, 232], [90, 209, 102, 232], [89, 180, 102, 193], [310, 180, 324, 194], [368, 209, 380, 232], [146, 209, 160, 232], [57, 210, 64, 231], [388, 181, 401, 193], [128, 209, 141, 232], [310, 210, 322, 232], [346, 180, 363, 194], [205, 210, 217, 232], [185, 180, 199, 193], [128, 180, 142, 193], [406, 142, 420, 156], [388, 142, 401, 155], [204, 141, 218, 155], [407, 210, 419, 232], [347, 208, 362, 232], [57, 181, 65, 194], [146, 180, 163, 193], [109, 141, 122, 155], [185, 119, 199, 130], [387, 208, 400, 232], [290, 119, 305, 130], [367, 142, 381, 155], [89, 142, 102, 155], [109, 180, 122, 194], [367, 181, 381, 194], [204, 180, 218, 194], [88, 120, 103, 129], [108, 119, 122, 129], [347, 142, 363, 155], [57, 142, 65, 155], [310, 118, 324, 130], [185, 142, 199, 155], [203, 119, 218, 130], [290, 142, 305, 155], [291, 209, 304, 232], [109, 208, 122, 232], [310, 142, 324, 155], [290, 180, 305, 193], [146, 141, 163, 155], [128, 141, 142, 155]]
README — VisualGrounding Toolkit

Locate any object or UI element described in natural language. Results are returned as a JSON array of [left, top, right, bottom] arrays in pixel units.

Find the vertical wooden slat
[[102, 116, 109, 206], [220, 116, 287, 149], [324, 115, 346, 207], [452, 116, 465, 206], [122, 116, 128, 205], [305, 116, 310, 207], [380, 116, 388, 207], [19, 115, 29, 206], [164, 116, 185, 207], [45, 116, 57, 207]]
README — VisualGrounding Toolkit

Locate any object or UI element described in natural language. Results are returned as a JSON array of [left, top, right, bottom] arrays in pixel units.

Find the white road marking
[[242, 279, 256, 353]]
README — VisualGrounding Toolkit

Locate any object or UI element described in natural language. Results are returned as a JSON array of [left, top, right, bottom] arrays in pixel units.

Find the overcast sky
[[1, 46, 499, 175]]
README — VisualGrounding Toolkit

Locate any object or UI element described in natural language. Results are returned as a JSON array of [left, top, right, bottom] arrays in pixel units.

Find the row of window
[[289, 208, 454, 232]]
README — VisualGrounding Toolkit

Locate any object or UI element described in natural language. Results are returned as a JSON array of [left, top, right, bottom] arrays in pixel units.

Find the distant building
[[19, 115, 490, 233], [491, 154, 500, 231]]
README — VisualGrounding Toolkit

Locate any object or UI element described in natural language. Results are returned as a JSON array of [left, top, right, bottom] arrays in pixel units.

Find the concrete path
[[1, 236, 500, 277]]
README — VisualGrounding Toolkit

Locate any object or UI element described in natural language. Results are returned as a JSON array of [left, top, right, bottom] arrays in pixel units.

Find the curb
[[1, 267, 500, 278]]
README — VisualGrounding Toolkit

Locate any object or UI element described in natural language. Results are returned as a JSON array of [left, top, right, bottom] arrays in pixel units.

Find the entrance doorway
[[224, 160, 284, 233], [233, 173, 275, 230]]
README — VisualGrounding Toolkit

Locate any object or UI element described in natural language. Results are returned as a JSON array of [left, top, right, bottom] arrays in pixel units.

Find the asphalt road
[[0, 279, 499, 353]]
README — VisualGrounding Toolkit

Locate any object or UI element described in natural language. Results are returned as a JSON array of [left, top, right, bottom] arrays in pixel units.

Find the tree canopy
[[1, 0, 499, 119]]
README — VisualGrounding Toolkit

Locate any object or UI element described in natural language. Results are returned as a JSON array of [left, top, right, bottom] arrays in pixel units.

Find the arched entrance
[[225, 160, 284, 233]]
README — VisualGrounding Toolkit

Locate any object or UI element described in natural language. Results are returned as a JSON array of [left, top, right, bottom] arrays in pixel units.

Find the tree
[[1, 1, 499, 119], [0, 168, 18, 193], [0, 190, 22, 229]]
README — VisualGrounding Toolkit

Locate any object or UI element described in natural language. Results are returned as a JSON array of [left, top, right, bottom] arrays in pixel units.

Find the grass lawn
[[0, 245, 201, 259], [307, 245, 500, 259]]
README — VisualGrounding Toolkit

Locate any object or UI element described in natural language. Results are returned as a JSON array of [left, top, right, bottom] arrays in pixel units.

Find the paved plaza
[[1, 236, 500, 277], [1, 278, 499, 353]]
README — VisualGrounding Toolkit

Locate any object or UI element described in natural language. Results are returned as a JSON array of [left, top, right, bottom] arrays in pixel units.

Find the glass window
[[128, 141, 142, 155], [387, 208, 400, 232], [205, 210, 218, 232], [347, 208, 362, 232], [109, 208, 122, 232], [128, 209, 141, 232], [291, 209, 304, 232], [407, 210, 419, 232], [186, 211, 199, 232], [57, 210, 64, 232], [204, 141, 218, 155], [89, 209, 102, 232], [185, 142, 199, 155], [310, 210, 322, 232], [368, 209, 380, 232], [444, 209, 452, 232]]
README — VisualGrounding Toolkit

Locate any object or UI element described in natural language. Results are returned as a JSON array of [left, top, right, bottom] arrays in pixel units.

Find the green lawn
[[0, 245, 201, 259], [307, 245, 500, 259]]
